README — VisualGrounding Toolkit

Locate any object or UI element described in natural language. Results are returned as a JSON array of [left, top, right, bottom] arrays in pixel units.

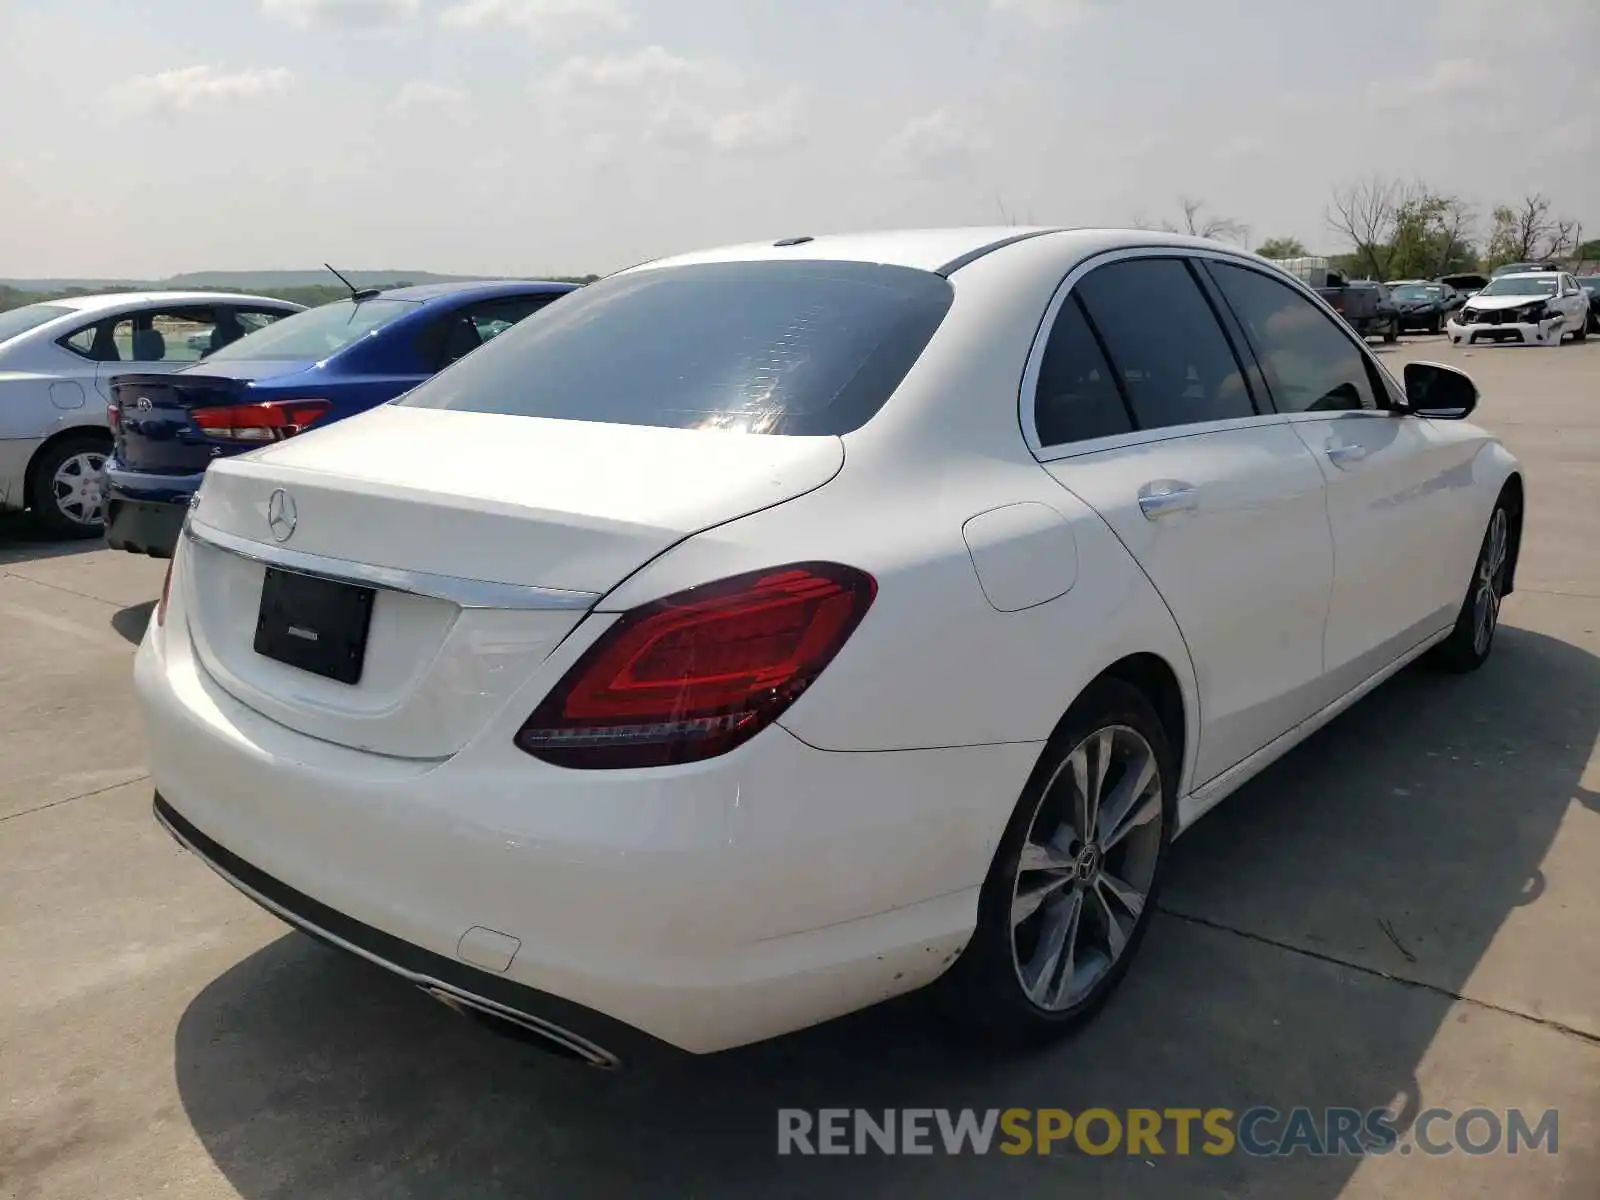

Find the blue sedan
[[103, 280, 576, 556]]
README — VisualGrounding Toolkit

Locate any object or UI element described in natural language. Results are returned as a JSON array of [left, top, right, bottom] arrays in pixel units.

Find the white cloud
[[262, 0, 420, 30], [989, 0, 1098, 29], [440, 0, 630, 41], [391, 80, 470, 115], [540, 46, 806, 156], [113, 66, 294, 112], [888, 108, 987, 177], [1367, 57, 1485, 106]]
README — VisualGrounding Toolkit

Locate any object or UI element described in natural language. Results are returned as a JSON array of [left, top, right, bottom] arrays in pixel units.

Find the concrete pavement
[[2, 338, 1596, 1198]]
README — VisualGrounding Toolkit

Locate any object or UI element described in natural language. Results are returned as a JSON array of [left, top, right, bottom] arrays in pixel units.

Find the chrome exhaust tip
[[420, 985, 621, 1070]]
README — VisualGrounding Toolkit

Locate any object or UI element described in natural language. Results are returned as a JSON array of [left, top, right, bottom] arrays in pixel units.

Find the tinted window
[[399, 261, 953, 436], [1073, 258, 1254, 431], [1034, 297, 1133, 446], [0, 303, 73, 345], [434, 296, 557, 369], [1209, 262, 1376, 413], [205, 298, 415, 362]]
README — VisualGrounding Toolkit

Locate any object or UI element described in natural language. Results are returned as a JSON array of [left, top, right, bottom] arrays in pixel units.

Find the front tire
[[1573, 320, 1588, 343], [1428, 501, 1511, 673], [1384, 316, 1400, 344], [28, 435, 109, 539], [938, 679, 1175, 1045]]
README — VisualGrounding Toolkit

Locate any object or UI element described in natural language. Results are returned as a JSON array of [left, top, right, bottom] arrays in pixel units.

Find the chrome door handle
[[1137, 481, 1198, 520], [1325, 441, 1368, 466]]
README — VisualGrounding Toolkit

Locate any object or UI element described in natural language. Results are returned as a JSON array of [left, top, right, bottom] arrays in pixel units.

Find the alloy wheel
[[1010, 725, 1164, 1012], [51, 451, 107, 527], [1472, 507, 1509, 656]]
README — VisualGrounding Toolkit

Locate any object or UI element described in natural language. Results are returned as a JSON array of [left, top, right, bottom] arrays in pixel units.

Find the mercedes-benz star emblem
[[266, 488, 298, 543], [135, 397, 154, 412]]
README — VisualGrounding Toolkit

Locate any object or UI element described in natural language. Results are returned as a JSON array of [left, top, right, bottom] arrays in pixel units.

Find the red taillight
[[155, 557, 174, 627], [107, 402, 121, 434], [516, 563, 877, 769], [191, 399, 332, 444]]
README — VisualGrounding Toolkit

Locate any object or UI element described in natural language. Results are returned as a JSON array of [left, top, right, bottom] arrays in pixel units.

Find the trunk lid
[[180, 404, 845, 757], [109, 367, 314, 475]]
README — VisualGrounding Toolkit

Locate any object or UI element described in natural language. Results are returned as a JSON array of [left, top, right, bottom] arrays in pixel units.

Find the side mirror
[[1402, 361, 1478, 419]]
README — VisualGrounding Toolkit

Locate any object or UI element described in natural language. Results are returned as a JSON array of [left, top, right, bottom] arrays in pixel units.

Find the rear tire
[[1427, 500, 1512, 674], [27, 435, 109, 539], [1573, 320, 1588, 343], [1384, 316, 1400, 344], [937, 678, 1176, 1046]]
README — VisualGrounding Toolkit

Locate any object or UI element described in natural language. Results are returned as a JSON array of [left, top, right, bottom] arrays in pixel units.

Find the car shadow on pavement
[[111, 600, 156, 645], [0, 512, 102, 565], [172, 626, 1599, 1199]]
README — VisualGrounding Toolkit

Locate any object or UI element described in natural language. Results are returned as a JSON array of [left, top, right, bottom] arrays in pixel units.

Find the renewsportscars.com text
[[777, 1106, 1560, 1158]]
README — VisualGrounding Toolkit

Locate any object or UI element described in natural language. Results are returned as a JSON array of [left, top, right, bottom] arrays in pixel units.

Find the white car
[[137, 229, 1522, 1065], [1446, 271, 1591, 347], [0, 292, 302, 536]]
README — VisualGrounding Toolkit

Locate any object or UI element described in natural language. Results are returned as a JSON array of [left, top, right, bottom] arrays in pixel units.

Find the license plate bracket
[[253, 568, 375, 685]]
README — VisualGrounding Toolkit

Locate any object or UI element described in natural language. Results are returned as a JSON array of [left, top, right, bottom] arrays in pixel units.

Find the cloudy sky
[[1, 0, 1595, 279]]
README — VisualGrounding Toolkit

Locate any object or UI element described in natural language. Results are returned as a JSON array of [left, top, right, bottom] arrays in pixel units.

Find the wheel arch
[[23, 423, 112, 510], [1040, 651, 1192, 800]]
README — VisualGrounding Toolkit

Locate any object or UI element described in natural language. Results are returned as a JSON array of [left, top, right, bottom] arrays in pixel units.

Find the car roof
[[1496, 271, 1561, 279], [379, 280, 579, 303], [621, 226, 1254, 277], [43, 291, 302, 313]]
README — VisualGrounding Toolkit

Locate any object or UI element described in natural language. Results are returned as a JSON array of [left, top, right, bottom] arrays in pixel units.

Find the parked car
[[0, 293, 304, 536], [1438, 272, 1489, 299], [138, 228, 1522, 1065], [1307, 270, 1385, 338], [1577, 275, 1600, 332], [1387, 280, 1458, 333], [1491, 261, 1559, 278], [1446, 271, 1591, 347], [104, 280, 577, 557]]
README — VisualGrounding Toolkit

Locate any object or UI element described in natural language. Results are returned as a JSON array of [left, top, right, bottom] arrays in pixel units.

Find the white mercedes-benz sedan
[[137, 228, 1523, 1067]]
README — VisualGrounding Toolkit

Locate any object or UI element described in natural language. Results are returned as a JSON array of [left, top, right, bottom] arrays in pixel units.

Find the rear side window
[[398, 261, 954, 436], [1073, 258, 1256, 431], [1033, 297, 1134, 446], [1207, 262, 1377, 413], [205, 298, 415, 362]]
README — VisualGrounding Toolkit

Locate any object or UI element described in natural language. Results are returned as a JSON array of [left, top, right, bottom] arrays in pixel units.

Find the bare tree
[[1171, 196, 1249, 245], [1130, 197, 1249, 245], [1325, 175, 1406, 279], [1488, 193, 1581, 264]]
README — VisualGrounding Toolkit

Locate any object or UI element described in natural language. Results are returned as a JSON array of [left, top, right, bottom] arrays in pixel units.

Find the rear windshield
[[397, 260, 954, 436], [204, 297, 415, 362], [0, 303, 74, 345]]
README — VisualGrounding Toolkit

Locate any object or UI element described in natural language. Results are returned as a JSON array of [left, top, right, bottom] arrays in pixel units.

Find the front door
[[1203, 258, 1481, 703]]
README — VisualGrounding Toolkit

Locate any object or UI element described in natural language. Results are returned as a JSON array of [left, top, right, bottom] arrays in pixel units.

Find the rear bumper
[[152, 792, 677, 1068], [104, 461, 203, 555], [1447, 316, 1563, 346], [105, 497, 186, 557], [134, 556, 1032, 1055]]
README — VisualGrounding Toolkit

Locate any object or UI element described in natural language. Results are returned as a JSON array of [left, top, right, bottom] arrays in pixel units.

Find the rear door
[[1203, 258, 1480, 704], [1029, 253, 1336, 786]]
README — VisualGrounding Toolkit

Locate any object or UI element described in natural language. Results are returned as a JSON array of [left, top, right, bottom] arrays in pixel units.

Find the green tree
[[1255, 237, 1309, 259]]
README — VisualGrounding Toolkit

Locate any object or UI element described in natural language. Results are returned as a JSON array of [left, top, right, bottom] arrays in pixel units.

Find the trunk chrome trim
[[184, 517, 599, 611]]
